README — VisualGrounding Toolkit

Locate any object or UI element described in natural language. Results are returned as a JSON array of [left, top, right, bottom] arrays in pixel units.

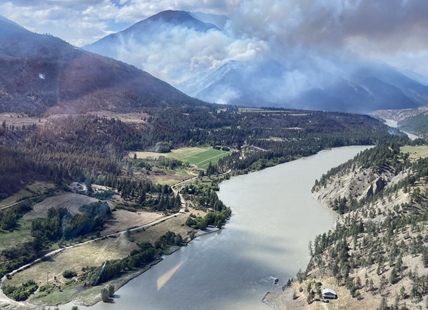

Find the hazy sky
[[1, 0, 428, 77]]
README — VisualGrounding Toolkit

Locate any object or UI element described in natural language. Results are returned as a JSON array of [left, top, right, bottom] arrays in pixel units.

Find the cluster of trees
[[154, 231, 183, 249], [0, 242, 37, 278], [84, 242, 157, 286], [101, 284, 115, 302], [0, 201, 32, 231], [131, 156, 184, 171], [3, 279, 38, 301], [186, 209, 231, 230], [181, 185, 228, 213], [31, 203, 111, 249]]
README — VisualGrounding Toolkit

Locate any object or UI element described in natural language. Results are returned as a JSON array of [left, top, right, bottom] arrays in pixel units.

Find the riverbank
[[71, 259, 163, 307]]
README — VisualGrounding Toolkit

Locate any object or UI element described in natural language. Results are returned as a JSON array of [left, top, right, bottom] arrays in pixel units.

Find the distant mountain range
[[84, 10, 428, 113], [0, 14, 202, 115], [2, 10, 428, 114], [84, 10, 219, 61]]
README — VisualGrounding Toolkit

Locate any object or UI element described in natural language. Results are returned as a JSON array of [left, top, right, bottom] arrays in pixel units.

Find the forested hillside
[[398, 114, 428, 136], [0, 106, 400, 200], [269, 140, 428, 309]]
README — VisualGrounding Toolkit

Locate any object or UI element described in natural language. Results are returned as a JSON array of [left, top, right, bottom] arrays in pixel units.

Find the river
[[60, 146, 368, 310], [383, 119, 419, 140]]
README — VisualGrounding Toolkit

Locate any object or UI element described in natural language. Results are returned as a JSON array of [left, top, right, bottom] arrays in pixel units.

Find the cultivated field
[[101, 210, 163, 236], [132, 147, 230, 169], [401, 145, 428, 159], [24, 193, 100, 219]]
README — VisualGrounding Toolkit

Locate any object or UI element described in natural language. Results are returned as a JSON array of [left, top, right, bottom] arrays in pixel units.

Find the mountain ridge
[[0, 14, 204, 115]]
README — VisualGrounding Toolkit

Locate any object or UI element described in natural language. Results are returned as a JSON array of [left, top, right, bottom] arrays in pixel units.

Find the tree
[[308, 241, 313, 257], [71, 306, 79, 310], [390, 266, 397, 284], [101, 287, 109, 302], [108, 284, 114, 297], [379, 296, 388, 310]]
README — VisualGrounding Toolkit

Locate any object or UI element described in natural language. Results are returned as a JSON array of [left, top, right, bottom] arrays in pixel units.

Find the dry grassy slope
[[373, 104, 428, 122], [313, 164, 411, 226]]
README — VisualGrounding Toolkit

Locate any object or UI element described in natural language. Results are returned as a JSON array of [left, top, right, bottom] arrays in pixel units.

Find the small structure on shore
[[322, 288, 337, 299]]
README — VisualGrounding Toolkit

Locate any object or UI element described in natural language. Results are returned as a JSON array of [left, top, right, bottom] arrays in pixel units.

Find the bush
[[3, 280, 38, 301], [62, 269, 77, 279]]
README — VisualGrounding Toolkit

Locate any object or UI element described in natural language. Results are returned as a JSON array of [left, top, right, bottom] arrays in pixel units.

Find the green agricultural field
[[401, 145, 428, 159], [183, 149, 230, 170], [132, 147, 230, 170]]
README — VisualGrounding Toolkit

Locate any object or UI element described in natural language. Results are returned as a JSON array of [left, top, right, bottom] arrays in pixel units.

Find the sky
[[1, 0, 428, 79]]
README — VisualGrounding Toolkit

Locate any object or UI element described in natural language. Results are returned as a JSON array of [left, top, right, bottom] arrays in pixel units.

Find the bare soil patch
[[24, 193, 99, 220], [102, 210, 163, 236], [87, 111, 149, 124], [143, 168, 196, 185]]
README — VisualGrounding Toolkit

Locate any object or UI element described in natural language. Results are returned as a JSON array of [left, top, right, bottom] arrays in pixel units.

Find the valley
[[0, 5, 428, 310], [0, 106, 403, 309]]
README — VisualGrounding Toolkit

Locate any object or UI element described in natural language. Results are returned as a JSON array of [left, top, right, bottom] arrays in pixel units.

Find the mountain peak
[[130, 10, 219, 33]]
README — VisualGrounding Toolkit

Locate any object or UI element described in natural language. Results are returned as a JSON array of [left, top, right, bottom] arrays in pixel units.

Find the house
[[322, 288, 337, 299]]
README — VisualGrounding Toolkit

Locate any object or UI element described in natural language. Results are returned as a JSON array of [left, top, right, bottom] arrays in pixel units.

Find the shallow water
[[59, 146, 368, 310]]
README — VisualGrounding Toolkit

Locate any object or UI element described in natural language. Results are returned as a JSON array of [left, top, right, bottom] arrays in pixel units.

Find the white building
[[322, 288, 337, 299]]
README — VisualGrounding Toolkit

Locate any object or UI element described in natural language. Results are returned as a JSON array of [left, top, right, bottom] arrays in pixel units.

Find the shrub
[[62, 269, 77, 278]]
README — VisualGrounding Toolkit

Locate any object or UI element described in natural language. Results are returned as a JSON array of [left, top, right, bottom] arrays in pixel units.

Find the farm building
[[322, 288, 337, 299]]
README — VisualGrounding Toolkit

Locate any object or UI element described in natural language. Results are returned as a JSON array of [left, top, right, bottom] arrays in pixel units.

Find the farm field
[[132, 147, 230, 170], [23, 193, 100, 220], [401, 145, 428, 159], [102, 210, 163, 236], [184, 149, 229, 170]]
